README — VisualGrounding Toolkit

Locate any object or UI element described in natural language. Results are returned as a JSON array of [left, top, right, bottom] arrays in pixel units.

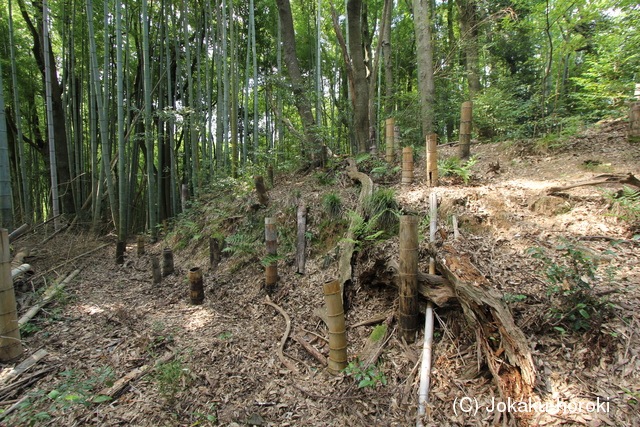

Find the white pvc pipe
[[417, 302, 434, 426]]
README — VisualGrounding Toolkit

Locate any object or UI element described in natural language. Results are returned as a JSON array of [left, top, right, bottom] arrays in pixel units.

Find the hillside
[[2, 119, 639, 426]]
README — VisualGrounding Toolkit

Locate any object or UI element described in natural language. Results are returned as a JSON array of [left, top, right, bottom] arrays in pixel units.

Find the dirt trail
[[2, 119, 639, 426]]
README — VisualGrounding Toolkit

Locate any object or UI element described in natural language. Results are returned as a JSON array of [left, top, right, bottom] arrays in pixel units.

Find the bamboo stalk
[[116, 241, 125, 264], [0, 230, 21, 361], [399, 216, 419, 343], [323, 280, 348, 374], [426, 134, 438, 187], [267, 165, 274, 188], [630, 101, 640, 143], [385, 118, 394, 163], [209, 237, 221, 269], [8, 224, 29, 243], [459, 101, 472, 159], [402, 147, 414, 186], [11, 264, 32, 280], [429, 193, 438, 275]]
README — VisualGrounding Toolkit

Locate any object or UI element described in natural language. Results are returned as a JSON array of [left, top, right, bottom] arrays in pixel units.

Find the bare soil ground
[[2, 119, 639, 426]]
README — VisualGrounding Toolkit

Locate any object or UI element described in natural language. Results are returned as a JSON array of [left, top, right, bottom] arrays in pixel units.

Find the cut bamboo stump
[[0, 230, 22, 361], [116, 241, 125, 264], [137, 235, 145, 256], [255, 176, 269, 206], [402, 147, 414, 186], [209, 237, 221, 269], [162, 248, 174, 276], [323, 280, 348, 374], [296, 205, 307, 275], [385, 118, 395, 163], [151, 257, 161, 284], [459, 101, 472, 160], [399, 216, 419, 343], [188, 267, 204, 305], [265, 218, 278, 294], [426, 134, 438, 187]]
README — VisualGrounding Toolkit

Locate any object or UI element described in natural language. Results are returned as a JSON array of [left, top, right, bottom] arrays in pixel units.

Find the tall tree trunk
[[347, 0, 370, 153], [8, 0, 30, 222], [142, 0, 157, 241], [0, 59, 13, 230], [274, 0, 323, 163], [116, 0, 127, 241], [413, 0, 436, 136], [456, 0, 481, 99], [382, 0, 394, 117]]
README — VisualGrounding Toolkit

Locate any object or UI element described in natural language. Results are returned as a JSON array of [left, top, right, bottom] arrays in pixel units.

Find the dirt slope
[[2, 119, 639, 426]]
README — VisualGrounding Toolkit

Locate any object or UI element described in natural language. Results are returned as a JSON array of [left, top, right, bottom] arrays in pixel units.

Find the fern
[[260, 253, 285, 267], [438, 155, 478, 184], [223, 233, 257, 257]]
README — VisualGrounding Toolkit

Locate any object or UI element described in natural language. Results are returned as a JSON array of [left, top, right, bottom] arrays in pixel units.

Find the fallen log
[[11, 264, 33, 281], [0, 349, 48, 386], [18, 269, 81, 327], [430, 243, 536, 402], [97, 350, 174, 399], [8, 225, 29, 243], [547, 172, 640, 194]]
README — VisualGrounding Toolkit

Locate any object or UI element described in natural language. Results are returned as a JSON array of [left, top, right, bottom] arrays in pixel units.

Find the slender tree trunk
[[456, 0, 481, 99], [275, 0, 323, 163], [347, 0, 370, 153], [142, 0, 157, 241], [413, 0, 436, 136], [8, 0, 30, 222], [0, 59, 13, 231], [382, 0, 393, 117], [116, 0, 127, 241]]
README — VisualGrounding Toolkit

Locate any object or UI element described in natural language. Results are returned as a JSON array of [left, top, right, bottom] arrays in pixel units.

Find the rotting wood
[[296, 205, 307, 274], [338, 158, 374, 301], [358, 314, 393, 368], [547, 172, 640, 194], [18, 269, 81, 327], [0, 230, 21, 362], [0, 349, 47, 386], [428, 243, 537, 402], [97, 350, 174, 399], [263, 299, 297, 374], [254, 176, 269, 206], [181, 184, 190, 212], [358, 258, 456, 307], [293, 332, 327, 367]]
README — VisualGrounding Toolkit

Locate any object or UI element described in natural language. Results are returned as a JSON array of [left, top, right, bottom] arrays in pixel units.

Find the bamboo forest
[[0, 0, 639, 425]]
